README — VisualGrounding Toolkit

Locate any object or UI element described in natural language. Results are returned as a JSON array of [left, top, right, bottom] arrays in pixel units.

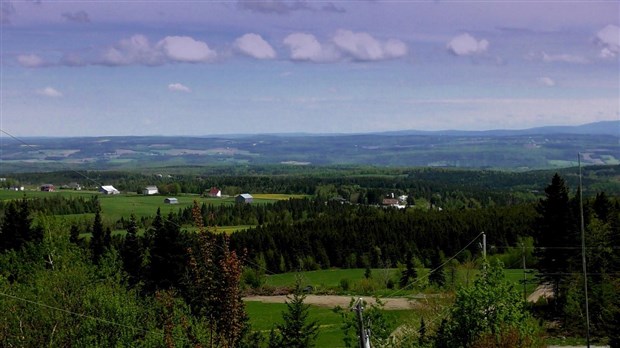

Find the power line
[[383, 232, 484, 298], [0, 291, 162, 337], [0, 128, 105, 189]]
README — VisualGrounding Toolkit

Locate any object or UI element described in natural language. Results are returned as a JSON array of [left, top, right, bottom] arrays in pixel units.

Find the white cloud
[[447, 33, 489, 56], [595, 24, 619, 59], [100, 35, 216, 66], [284, 30, 407, 62], [542, 52, 588, 64], [101, 34, 163, 66], [283, 32, 336, 62], [234, 33, 276, 59], [332, 30, 407, 61], [156, 36, 216, 63], [537, 77, 556, 87], [37, 87, 63, 97], [17, 54, 45, 68], [384, 39, 408, 58], [168, 83, 191, 93]]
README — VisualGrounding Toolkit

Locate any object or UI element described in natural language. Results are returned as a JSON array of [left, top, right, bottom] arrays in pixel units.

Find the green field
[[245, 301, 416, 347], [0, 190, 305, 221], [265, 268, 538, 296]]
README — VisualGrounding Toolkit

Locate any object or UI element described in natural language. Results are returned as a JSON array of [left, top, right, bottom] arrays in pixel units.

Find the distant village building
[[236, 193, 253, 204], [99, 185, 120, 195], [164, 197, 178, 204], [11, 186, 24, 191], [40, 184, 55, 192], [62, 182, 82, 190], [382, 197, 406, 209], [208, 187, 222, 197], [382, 198, 399, 206], [143, 185, 159, 195]]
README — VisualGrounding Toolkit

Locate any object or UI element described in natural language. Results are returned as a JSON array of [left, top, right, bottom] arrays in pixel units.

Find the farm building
[[382, 198, 399, 206], [208, 187, 222, 197], [143, 185, 159, 195], [67, 182, 82, 190], [40, 184, 55, 192], [100, 185, 120, 195], [236, 193, 253, 204], [164, 197, 179, 204]]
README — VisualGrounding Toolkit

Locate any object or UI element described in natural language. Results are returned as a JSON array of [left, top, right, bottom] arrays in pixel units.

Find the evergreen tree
[[149, 210, 186, 290], [90, 206, 105, 263], [0, 198, 41, 252], [399, 251, 417, 289], [418, 317, 427, 346], [268, 280, 319, 348], [534, 173, 577, 307], [69, 224, 80, 244], [428, 250, 446, 288], [593, 192, 611, 222], [188, 201, 247, 347], [121, 214, 142, 286]]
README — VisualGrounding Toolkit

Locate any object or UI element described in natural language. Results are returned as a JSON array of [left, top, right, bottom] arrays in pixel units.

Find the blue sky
[[1, 1, 618, 136]]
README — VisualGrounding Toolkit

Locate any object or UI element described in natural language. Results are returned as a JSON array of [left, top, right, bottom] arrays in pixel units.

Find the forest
[[0, 166, 619, 347]]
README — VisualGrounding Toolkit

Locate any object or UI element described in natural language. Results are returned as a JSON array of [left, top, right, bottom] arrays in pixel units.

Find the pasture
[[245, 301, 416, 347], [0, 190, 305, 221], [264, 267, 538, 296]]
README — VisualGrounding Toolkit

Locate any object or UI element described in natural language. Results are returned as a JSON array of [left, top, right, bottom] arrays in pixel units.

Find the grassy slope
[[245, 301, 415, 347], [0, 190, 302, 222]]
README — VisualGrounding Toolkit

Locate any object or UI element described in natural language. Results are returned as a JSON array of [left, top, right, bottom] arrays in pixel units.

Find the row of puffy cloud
[[18, 30, 410, 68], [18, 25, 619, 68]]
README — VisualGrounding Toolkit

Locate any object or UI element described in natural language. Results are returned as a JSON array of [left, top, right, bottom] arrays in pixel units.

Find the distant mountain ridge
[[2, 121, 618, 172], [374, 120, 620, 137]]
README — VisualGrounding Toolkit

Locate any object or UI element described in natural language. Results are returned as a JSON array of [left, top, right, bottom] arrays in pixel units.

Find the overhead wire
[[382, 232, 484, 298], [0, 129, 270, 336], [0, 291, 163, 337]]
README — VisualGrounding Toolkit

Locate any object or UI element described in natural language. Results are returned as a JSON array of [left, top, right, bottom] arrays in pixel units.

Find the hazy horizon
[[1, 1, 619, 137]]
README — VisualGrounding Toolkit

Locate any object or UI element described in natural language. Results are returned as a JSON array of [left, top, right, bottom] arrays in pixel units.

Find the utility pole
[[522, 242, 527, 301], [352, 298, 371, 348], [578, 153, 591, 348], [482, 232, 486, 261]]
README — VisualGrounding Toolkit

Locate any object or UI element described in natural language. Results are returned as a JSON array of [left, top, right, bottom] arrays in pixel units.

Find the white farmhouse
[[100, 185, 120, 195], [143, 185, 159, 195]]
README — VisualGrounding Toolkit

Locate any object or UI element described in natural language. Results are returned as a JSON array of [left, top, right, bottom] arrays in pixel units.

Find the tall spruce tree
[[0, 198, 41, 252], [149, 210, 186, 290], [121, 214, 142, 286], [268, 279, 319, 348], [188, 201, 247, 347], [399, 251, 417, 289], [429, 250, 446, 288], [90, 206, 105, 263], [534, 173, 577, 306]]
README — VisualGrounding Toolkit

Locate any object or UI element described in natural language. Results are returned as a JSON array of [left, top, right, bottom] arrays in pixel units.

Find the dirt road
[[244, 295, 420, 310]]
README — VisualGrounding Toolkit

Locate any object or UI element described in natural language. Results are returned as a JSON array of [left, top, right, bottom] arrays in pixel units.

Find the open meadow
[[0, 189, 305, 221]]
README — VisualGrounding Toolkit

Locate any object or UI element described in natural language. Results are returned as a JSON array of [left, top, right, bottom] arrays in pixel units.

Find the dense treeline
[[229, 203, 537, 272], [8, 165, 620, 202], [0, 194, 99, 216]]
